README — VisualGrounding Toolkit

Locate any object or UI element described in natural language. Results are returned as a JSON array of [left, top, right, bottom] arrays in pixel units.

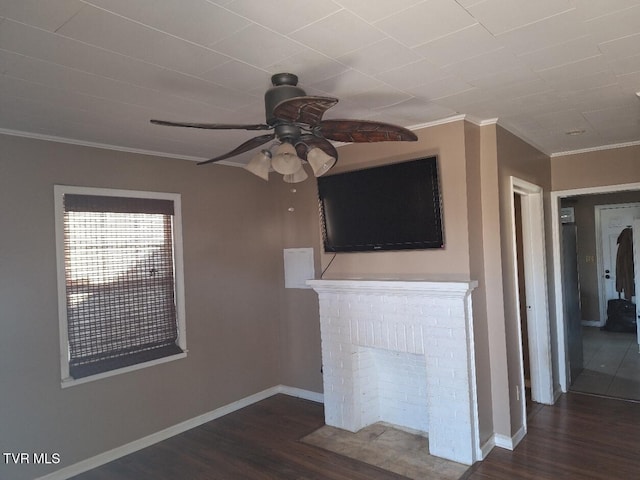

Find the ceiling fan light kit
[[306, 147, 336, 177], [283, 167, 309, 184], [271, 142, 302, 175], [244, 149, 272, 181], [150, 73, 418, 182]]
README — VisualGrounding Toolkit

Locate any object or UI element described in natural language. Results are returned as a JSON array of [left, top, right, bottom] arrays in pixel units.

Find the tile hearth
[[302, 422, 469, 480]]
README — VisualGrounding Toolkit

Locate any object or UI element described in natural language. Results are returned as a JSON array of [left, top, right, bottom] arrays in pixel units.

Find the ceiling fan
[[150, 73, 418, 182]]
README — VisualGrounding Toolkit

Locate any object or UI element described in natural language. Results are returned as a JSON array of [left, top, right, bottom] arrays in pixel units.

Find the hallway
[[570, 327, 640, 401]]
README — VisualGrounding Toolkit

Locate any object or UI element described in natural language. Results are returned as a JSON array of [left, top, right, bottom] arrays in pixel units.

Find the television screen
[[317, 156, 444, 252]]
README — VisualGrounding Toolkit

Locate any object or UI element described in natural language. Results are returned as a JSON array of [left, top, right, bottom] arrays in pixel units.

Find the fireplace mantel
[[308, 278, 480, 465], [307, 278, 477, 295]]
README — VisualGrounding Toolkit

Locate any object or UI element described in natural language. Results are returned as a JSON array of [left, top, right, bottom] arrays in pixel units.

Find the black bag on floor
[[603, 299, 637, 333]]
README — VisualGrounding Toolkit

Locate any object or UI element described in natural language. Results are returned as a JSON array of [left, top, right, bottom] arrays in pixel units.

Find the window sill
[[61, 351, 187, 388]]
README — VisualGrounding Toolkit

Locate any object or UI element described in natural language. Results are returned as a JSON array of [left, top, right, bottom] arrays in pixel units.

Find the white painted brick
[[436, 334, 468, 351], [372, 320, 382, 348], [311, 279, 478, 465], [396, 323, 408, 351]]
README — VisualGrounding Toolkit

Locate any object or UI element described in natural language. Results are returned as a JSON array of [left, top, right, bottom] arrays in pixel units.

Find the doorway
[[510, 176, 554, 428], [551, 184, 640, 395], [514, 195, 531, 410], [595, 203, 640, 327]]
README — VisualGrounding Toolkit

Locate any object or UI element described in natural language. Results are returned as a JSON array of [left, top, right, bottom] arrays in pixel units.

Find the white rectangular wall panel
[[284, 248, 314, 289]]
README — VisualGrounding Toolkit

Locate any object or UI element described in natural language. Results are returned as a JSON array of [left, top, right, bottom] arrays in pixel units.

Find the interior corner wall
[[495, 125, 552, 437], [0, 134, 284, 480], [271, 174, 323, 393], [463, 121, 496, 446], [317, 120, 472, 281], [473, 123, 514, 441]]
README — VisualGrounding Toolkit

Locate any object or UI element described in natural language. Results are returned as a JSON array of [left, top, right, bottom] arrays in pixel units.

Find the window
[[55, 186, 186, 385]]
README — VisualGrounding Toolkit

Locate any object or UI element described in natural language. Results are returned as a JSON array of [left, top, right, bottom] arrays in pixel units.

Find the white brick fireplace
[[307, 279, 480, 465]]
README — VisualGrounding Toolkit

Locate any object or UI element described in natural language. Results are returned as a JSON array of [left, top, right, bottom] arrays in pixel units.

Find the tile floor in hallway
[[570, 326, 640, 401]]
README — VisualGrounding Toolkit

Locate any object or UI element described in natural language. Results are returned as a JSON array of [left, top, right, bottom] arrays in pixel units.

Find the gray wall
[[0, 134, 288, 479], [551, 145, 640, 191], [273, 176, 323, 392], [495, 126, 552, 435]]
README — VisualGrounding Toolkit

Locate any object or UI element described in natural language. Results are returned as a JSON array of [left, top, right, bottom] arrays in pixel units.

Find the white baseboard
[[554, 386, 564, 401], [479, 437, 495, 460], [510, 424, 526, 448], [581, 320, 604, 327], [278, 385, 324, 403], [493, 433, 512, 450], [491, 423, 526, 452], [36, 385, 322, 480]]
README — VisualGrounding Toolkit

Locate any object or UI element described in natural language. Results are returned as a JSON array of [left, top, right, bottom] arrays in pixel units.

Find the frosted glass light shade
[[244, 149, 271, 181], [283, 166, 308, 183], [271, 142, 302, 175], [307, 147, 336, 177]]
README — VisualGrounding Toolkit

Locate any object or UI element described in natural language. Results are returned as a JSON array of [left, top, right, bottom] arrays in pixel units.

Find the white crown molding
[[493, 119, 640, 158], [465, 116, 499, 127], [461, 115, 640, 159], [407, 115, 499, 131], [0, 128, 211, 163], [407, 114, 466, 130], [7, 121, 638, 166], [550, 139, 640, 158]]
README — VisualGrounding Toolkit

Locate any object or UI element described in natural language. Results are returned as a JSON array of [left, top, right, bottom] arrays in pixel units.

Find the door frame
[[550, 182, 640, 393], [633, 219, 640, 350], [510, 177, 554, 411], [595, 202, 640, 325]]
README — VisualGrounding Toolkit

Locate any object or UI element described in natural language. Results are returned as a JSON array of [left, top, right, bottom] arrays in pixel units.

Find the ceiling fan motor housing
[[264, 73, 306, 125]]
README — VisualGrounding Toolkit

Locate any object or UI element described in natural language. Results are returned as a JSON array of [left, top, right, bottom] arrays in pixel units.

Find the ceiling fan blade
[[197, 133, 275, 165], [273, 96, 339, 126], [151, 119, 272, 131], [318, 120, 418, 143], [295, 135, 338, 160]]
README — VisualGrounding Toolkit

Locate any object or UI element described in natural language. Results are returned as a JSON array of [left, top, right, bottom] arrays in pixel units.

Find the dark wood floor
[[72, 392, 640, 480], [462, 392, 640, 479], [71, 394, 407, 480]]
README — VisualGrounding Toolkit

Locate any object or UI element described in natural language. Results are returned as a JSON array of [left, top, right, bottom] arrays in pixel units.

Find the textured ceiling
[[1, 0, 639, 165]]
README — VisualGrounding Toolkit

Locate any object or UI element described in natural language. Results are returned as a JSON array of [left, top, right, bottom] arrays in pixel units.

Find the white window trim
[[54, 185, 187, 388]]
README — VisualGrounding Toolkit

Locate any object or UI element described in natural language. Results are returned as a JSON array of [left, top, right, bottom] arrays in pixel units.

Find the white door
[[597, 203, 640, 325], [512, 177, 553, 407]]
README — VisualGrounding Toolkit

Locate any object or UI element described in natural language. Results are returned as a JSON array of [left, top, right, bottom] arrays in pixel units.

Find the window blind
[[63, 194, 182, 379]]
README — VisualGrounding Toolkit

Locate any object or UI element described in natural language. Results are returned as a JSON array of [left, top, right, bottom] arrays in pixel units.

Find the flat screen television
[[317, 156, 444, 252]]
